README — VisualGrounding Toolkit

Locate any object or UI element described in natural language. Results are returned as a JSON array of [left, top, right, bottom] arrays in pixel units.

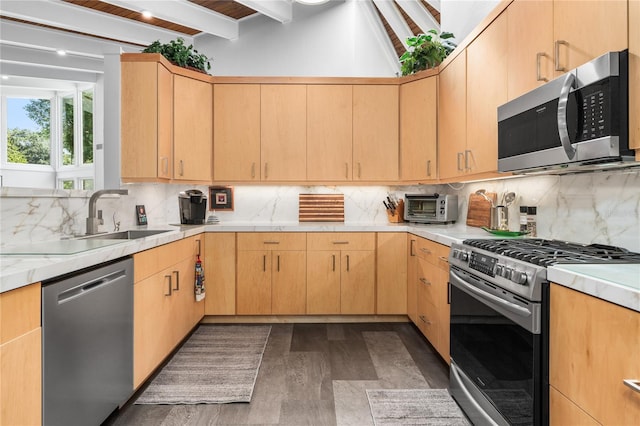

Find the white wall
[[441, 0, 500, 43], [194, 0, 399, 77]]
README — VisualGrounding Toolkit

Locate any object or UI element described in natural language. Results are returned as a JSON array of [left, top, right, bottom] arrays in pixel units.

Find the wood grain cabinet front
[[550, 284, 640, 425]]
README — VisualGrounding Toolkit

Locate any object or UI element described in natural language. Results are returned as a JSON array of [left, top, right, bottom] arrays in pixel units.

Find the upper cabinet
[[553, 0, 627, 75], [261, 85, 307, 181], [400, 76, 438, 182], [121, 57, 173, 181], [506, 0, 554, 100], [306, 85, 353, 181], [630, 0, 639, 153], [438, 52, 467, 181], [213, 84, 261, 181], [353, 85, 399, 181], [173, 75, 213, 182]]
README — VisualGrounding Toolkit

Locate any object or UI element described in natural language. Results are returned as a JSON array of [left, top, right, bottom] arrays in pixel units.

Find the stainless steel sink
[[78, 230, 172, 240]]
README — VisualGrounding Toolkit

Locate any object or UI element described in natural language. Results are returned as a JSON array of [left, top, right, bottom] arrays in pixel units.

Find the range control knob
[[459, 251, 469, 261], [511, 270, 528, 285], [495, 264, 505, 277]]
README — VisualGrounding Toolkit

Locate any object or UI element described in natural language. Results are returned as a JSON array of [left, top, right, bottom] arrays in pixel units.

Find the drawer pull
[[420, 248, 431, 254], [333, 241, 349, 245], [410, 239, 416, 256], [419, 315, 431, 325], [624, 379, 640, 394], [251, 162, 256, 179], [264, 241, 280, 245], [419, 277, 431, 286], [438, 256, 449, 263], [536, 52, 548, 82]]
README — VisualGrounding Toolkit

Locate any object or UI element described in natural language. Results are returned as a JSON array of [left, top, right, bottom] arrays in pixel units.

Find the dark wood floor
[[104, 322, 449, 426]]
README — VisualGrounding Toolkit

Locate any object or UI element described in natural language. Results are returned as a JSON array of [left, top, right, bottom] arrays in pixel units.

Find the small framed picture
[[209, 186, 234, 211]]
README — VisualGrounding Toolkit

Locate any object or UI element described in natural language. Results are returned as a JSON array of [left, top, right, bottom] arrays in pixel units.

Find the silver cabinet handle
[[554, 40, 568, 71], [345, 162, 349, 179], [464, 149, 472, 171], [332, 254, 336, 271], [277, 255, 280, 272], [457, 152, 464, 171], [557, 72, 577, 160], [346, 254, 350, 272], [264, 162, 269, 179], [251, 162, 256, 179], [410, 239, 416, 257], [164, 275, 172, 296], [536, 52, 548, 82], [426, 159, 431, 177], [179, 159, 184, 177], [173, 270, 180, 291], [357, 162, 362, 178], [264, 241, 280, 245], [419, 277, 431, 286], [263, 254, 267, 272], [624, 379, 640, 394]]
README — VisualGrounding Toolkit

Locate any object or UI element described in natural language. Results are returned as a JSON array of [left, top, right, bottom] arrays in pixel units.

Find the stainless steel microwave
[[404, 194, 458, 224], [498, 50, 635, 174]]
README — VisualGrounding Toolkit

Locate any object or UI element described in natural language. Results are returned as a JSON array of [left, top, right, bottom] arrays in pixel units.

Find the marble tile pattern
[[104, 323, 451, 426]]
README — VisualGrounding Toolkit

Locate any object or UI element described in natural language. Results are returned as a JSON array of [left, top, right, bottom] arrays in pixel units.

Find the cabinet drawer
[[417, 258, 438, 304], [307, 232, 376, 251], [0, 283, 41, 344], [134, 236, 202, 282], [416, 237, 449, 266], [237, 232, 306, 251]]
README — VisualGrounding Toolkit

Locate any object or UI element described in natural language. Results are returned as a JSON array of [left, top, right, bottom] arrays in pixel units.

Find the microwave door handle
[[557, 72, 577, 160]]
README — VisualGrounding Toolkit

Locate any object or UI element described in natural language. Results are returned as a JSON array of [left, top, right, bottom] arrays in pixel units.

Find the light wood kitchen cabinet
[[236, 233, 307, 315], [406, 234, 419, 324], [204, 233, 236, 315], [553, 0, 627, 76], [549, 386, 600, 426], [400, 76, 438, 182], [506, 0, 554, 100], [438, 52, 467, 180], [121, 57, 173, 181], [376, 232, 407, 314], [213, 84, 261, 181], [173, 75, 213, 182], [630, 0, 640, 153], [353, 85, 399, 181], [465, 11, 507, 177], [0, 283, 41, 426], [307, 233, 376, 314], [414, 237, 450, 362], [133, 235, 205, 388], [307, 84, 353, 181], [261, 85, 307, 181], [550, 284, 640, 425]]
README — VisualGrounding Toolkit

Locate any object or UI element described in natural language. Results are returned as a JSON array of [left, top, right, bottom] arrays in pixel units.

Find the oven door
[[405, 197, 438, 221], [449, 266, 548, 426]]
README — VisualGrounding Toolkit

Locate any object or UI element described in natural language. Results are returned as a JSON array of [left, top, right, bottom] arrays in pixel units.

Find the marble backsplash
[[1, 168, 639, 252]]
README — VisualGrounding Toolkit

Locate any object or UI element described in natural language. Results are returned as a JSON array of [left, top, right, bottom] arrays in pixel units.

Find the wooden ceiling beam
[[372, 0, 413, 50], [395, 0, 440, 34]]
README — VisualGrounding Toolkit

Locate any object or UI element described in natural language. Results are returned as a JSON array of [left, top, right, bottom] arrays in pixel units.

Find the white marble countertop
[[1, 222, 638, 313], [548, 264, 640, 312]]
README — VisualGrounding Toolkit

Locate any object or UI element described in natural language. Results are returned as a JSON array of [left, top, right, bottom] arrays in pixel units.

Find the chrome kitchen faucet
[[86, 189, 129, 235]]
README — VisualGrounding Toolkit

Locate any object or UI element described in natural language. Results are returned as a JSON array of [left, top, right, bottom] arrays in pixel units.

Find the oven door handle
[[450, 270, 532, 318]]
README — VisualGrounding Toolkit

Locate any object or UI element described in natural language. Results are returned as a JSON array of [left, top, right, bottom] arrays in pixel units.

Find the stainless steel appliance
[[448, 239, 640, 426], [42, 258, 133, 426], [404, 193, 458, 223], [179, 189, 208, 224], [498, 50, 633, 174]]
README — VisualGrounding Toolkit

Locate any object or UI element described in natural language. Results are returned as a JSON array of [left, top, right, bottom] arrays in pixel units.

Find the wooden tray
[[466, 192, 496, 228]]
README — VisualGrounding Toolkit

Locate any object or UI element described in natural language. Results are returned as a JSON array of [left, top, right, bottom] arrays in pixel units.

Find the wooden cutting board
[[299, 194, 345, 222], [466, 192, 497, 228]]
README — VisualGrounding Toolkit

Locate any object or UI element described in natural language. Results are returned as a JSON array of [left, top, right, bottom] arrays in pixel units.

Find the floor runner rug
[[366, 388, 471, 425], [135, 325, 271, 405]]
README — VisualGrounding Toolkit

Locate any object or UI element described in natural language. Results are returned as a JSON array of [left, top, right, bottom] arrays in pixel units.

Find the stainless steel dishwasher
[[42, 257, 133, 426]]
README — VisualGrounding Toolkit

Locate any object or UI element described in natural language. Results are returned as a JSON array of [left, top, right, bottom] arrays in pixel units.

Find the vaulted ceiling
[[0, 0, 441, 59]]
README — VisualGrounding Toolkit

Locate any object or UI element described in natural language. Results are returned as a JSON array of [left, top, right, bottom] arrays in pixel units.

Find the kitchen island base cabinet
[[550, 284, 640, 425], [133, 235, 205, 389]]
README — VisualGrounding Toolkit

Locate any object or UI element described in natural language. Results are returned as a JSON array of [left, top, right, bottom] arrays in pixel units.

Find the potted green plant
[[399, 29, 457, 76], [142, 37, 212, 74]]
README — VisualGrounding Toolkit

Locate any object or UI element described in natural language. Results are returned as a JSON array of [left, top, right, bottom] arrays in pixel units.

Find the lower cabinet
[[0, 283, 41, 426], [133, 235, 205, 389], [204, 233, 236, 315], [376, 232, 408, 315], [236, 233, 307, 315], [409, 236, 450, 362], [307, 233, 376, 314], [550, 284, 640, 425], [407, 234, 419, 323]]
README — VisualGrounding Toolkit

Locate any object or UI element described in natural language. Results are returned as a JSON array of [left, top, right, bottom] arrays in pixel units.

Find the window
[[1, 84, 95, 189]]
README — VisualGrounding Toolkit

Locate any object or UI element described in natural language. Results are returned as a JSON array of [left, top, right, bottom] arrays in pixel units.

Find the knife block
[[386, 199, 404, 223]]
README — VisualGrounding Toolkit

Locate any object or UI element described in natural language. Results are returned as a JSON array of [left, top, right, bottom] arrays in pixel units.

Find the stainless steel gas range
[[448, 239, 640, 426]]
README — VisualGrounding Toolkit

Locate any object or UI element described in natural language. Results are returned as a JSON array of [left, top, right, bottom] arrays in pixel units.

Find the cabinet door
[[307, 85, 353, 181], [121, 61, 172, 181], [376, 232, 407, 314], [353, 85, 399, 181], [236, 251, 272, 315], [306, 251, 341, 314], [553, 0, 628, 74], [261, 85, 307, 181], [407, 235, 419, 323], [550, 284, 640, 425], [272, 250, 307, 314], [400, 77, 437, 181], [438, 52, 467, 180], [174, 75, 212, 182], [340, 250, 375, 314], [507, 0, 554, 99], [213, 84, 261, 181], [204, 233, 236, 315], [630, 0, 640, 151], [417, 282, 438, 345], [550, 386, 600, 426], [466, 12, 507, 176]]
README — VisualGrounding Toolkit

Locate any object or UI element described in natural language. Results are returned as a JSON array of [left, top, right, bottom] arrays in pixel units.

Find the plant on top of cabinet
[[399, 30, 457, 76], [142, 38, 212, 74]]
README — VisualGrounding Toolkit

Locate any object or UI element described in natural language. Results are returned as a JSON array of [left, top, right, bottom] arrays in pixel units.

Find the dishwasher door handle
[[57, 270, 127, 304]]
